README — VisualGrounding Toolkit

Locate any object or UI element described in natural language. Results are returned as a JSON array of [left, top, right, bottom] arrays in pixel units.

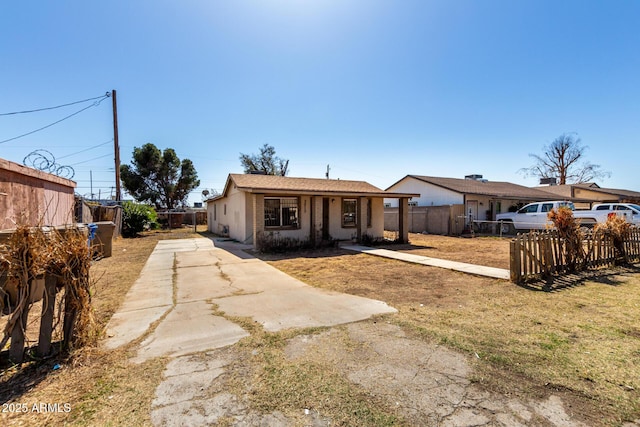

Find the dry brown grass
[[261, 233, 640, 426], [3, 229, 639, 426], [386, 233, 511, 269], [0, 226, 204, 427]]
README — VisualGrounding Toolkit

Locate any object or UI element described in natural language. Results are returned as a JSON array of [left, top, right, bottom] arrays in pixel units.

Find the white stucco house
[[206, 173, 418, 249], [385, 174, 559, 223]]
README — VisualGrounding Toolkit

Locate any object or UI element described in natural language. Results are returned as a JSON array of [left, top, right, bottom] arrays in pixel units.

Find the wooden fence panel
[[509, 227, 640, 284]]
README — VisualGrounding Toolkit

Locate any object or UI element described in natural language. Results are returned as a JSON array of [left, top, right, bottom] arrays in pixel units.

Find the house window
[[367, 198, 372, 227], [214, 204, 217, 221], [342, 198, 357, 227], [265, 197, 299, 228], [224, 204, 227, 215]]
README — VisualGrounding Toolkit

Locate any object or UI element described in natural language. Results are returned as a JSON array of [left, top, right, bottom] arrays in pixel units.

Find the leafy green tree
[[120, 143, 200, 210], [520, 133, 610, 185], [239, 144, 289, 176]]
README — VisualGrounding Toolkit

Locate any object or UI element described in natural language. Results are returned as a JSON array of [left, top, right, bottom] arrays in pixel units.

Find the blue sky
[[1, 1, 639, 204]]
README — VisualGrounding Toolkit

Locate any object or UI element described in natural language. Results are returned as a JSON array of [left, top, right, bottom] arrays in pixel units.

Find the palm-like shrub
[[122, 202, 158, 238], [547, 207, 585, 272], [595, 215, 631, 264]]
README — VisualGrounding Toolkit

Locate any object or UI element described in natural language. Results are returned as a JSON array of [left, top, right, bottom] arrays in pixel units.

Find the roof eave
[[236, 187, 418, 198]]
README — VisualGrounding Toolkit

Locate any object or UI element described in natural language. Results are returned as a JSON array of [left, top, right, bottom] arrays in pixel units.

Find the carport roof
[[389, 175, 560, 201], [208, 173, 419, 201]]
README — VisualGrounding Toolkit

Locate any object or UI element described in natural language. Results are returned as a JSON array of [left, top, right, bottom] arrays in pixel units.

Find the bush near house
[[121, 202, 158, 238]]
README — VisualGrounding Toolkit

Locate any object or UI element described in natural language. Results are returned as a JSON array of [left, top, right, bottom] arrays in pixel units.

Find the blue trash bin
[[88, 223, 98, 247]]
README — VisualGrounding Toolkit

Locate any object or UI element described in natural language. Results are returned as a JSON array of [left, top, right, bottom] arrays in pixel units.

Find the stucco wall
[[0, 158, 76, 230], [385, 204, 466, 235], [369, 197, 385, 237], [573, 188, 613, 202], [253, 195, 375, 244], [385, 177, 461, 207], [209, 191, 387, 246], [326, 197, 384, 241], [464, 195, 494, 221], [261, 196, 312, 242], [206, 187, 251, 243]]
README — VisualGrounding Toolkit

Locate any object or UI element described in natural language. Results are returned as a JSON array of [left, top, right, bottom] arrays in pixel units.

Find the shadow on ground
[[518, 264, 640, 292], [0, 344, 65, 404]]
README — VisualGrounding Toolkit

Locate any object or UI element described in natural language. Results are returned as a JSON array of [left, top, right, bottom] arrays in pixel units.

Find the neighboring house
[[535, 183, 640, 206], [206, 173, 418, 248], [0, 157, 76, 230], [384, 174, 560, 233]]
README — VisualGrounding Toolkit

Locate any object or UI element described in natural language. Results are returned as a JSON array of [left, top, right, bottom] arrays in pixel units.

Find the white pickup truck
[[496, 201, 640, 233]]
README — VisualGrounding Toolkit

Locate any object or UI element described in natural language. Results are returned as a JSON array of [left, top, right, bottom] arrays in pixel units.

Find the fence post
[[9, 293, 30, 363], [510, 239, 520, 283], [63, 289, 78, 349], [38, 274, 59, 357], [542, 233, 554, 288]]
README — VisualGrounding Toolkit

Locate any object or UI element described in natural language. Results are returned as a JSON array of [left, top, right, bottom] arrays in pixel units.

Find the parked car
[[496, 201, 574, 233], [590, 203, 640, 225], [496, 201, 640, 233]]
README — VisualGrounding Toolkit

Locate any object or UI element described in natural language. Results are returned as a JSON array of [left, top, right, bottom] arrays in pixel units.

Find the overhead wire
[[57, 139, 113, 160], [0, 93, 111, 145], [0, 92, 110, 116], [69, 153, 113, 166]]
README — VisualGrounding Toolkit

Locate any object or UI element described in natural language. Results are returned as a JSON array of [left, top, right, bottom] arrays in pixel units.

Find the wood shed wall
[[0, 158, 76, 230]]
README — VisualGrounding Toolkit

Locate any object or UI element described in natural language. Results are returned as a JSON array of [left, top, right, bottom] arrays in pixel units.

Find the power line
[[0, 92, 110, 116], [69, 153, 113, 166], [57, 139, 113, 160], [0, 94, 110, 145]]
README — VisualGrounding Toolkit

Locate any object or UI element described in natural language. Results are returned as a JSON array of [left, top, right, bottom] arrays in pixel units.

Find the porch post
[[399, 197, 409, 243], [357, 197, 367, 242], [253, 194, 264, 249], [309, 197, 316, 246]]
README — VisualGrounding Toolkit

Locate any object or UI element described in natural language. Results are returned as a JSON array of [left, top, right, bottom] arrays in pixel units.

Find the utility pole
[[112, 89, 122, 201], [326, 164, 330, 179], [90, 170, 93, 199]]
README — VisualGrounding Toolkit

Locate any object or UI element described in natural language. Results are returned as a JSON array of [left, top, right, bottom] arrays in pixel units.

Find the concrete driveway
[[103, 238, 603, 427], [103, 237, 396, 363]]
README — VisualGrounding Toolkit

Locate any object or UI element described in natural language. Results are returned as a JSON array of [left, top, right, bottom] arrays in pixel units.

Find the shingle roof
[[533, 185, 573, 198], [533, 184, 640, 201], [571, 184, 640, 199], [210, 174, 419, 200], [394, 175, 559, 200]]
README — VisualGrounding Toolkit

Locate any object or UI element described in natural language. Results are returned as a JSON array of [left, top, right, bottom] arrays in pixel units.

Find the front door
[[467, 200, 478, 225], [322, 197, 330, 240]]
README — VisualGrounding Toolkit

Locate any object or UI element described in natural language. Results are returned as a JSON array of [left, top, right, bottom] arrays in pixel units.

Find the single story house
[[535, 182, 640, 206], [1, 157, 76, 230], [206, 173, 418, 249], [384, 174, 560, 234]]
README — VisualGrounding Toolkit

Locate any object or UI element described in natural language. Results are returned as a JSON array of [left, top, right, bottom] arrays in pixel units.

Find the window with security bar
[[342, 198, 357, 227], [264, 197, 299, 228]]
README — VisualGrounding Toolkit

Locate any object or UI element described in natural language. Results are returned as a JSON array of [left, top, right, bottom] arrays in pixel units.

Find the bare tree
[[239, 144, 289, 176], [519, 133, 610, 185]]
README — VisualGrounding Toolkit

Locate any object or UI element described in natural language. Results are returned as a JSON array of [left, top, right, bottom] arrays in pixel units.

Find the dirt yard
[[2, 231, 639, 426], [388, 233, 511, 269], [258, 233, 640, 426]]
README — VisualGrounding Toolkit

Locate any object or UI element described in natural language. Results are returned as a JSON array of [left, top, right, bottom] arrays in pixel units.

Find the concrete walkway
[[342, 245, 510, 280], [103, 238, 396, 363]]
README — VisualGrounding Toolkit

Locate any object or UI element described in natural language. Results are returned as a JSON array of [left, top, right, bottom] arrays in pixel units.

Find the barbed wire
[[23, 149, 75, 179]]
